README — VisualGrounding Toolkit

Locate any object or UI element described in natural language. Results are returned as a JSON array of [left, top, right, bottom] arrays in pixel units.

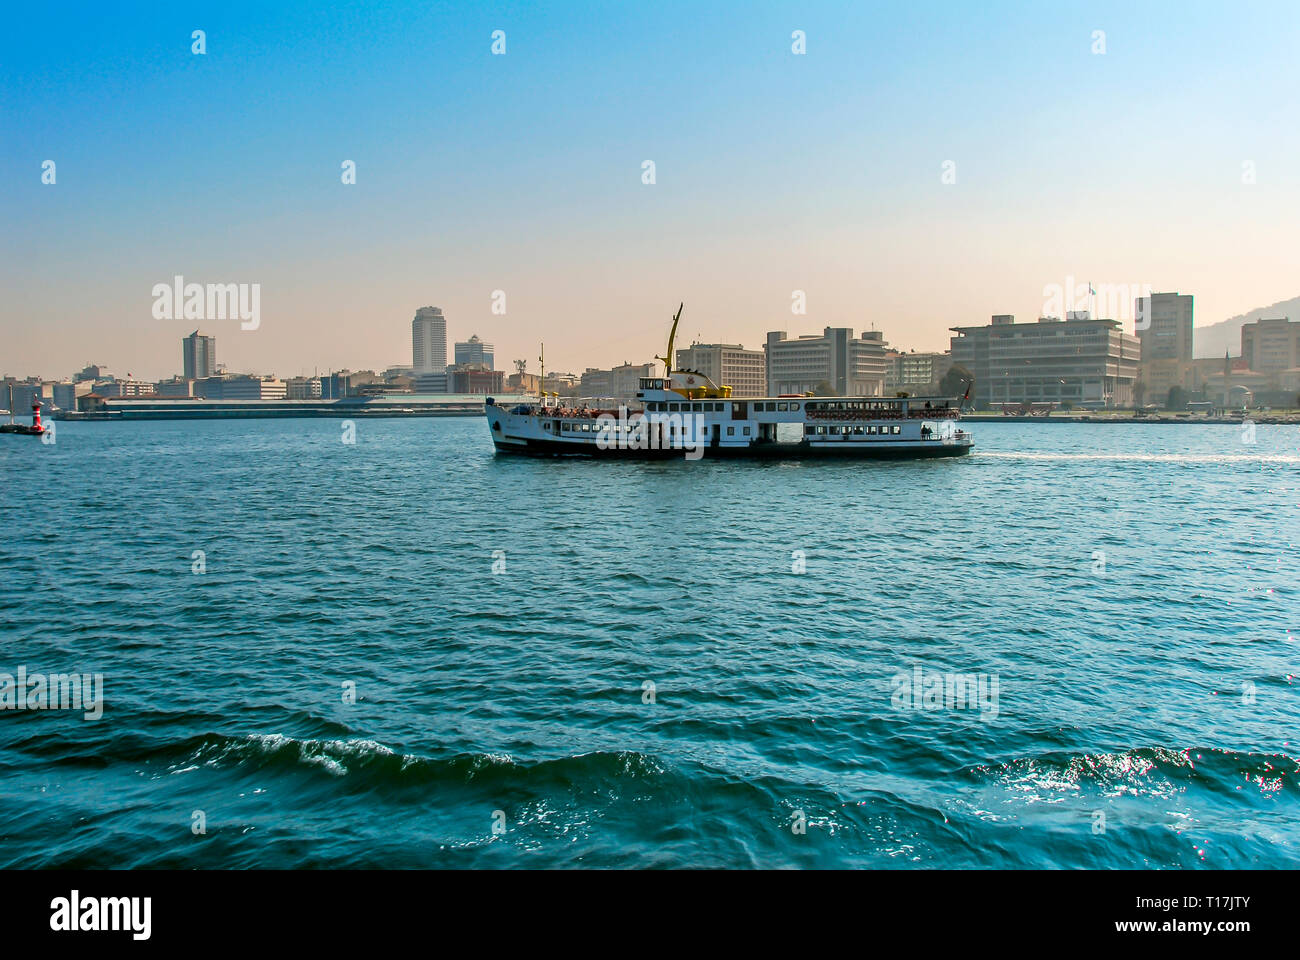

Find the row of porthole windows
[[807, 424, 902, 436], [649, 401, 726, 412]]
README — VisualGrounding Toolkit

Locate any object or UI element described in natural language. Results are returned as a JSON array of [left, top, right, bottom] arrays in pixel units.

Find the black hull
[[493, 437, 972, 460]]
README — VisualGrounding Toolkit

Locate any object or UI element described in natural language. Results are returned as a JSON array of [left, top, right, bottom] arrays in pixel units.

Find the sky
[[3, 0, 1299, 381]]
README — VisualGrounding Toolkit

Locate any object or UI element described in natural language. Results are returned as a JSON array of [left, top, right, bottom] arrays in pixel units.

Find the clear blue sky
[[3, 0, 1298, 379]]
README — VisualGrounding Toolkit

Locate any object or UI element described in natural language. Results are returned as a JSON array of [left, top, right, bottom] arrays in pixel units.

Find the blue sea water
[[1, 417, 1298, 869]]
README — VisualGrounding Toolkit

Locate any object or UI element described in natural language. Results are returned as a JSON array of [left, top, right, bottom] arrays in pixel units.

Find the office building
[[454, 334, 494, 370], [950, 314, 1140, 408], [1241, 316, 1300, 373], [412, 307, 448, 375], [674, 342, 766, 397], [448, 366, 505, 395], [1135, 292, 1194, 399], [183, 331, 217, 380], [194, 375, 288, 400], [765, 328, 890, 397], [885, 350, 954, 394]]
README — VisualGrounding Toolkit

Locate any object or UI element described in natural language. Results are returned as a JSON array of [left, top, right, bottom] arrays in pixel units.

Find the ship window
[[790, 402, 800, 411], [853, 426, 864, 435], [867, 425, 876, 434], [727, 426, 735, 435], [816, 425, 826, 435], [892, 425, 901, 434], [805, 425, 815, 435], [777, 402, 788, 411], [743, 427, 750, 435], [669, 403, 679, 411]]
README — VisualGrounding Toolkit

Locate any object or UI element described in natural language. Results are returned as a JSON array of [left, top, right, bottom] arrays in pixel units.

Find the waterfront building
[[448, 366, 505, 395], [154, 377, 195, 398], [75, 364, 108, 383], [674, 342, 766, 398], [1135, 292, 1194, 400], [542, 372, 581, 395], [454, 334, 494, 370], [579, 362, 657, 401], [765, 328, 891, 397], [53, 379, 96, 410], [414, 373, 448, 393], [182, 330, 217, 380], [885, 350, 954, 394], [9, 381, 55, 414], [412, 307, 448, 375], [1241, 316, 1300, 374], [194, 375, 287, 400], [950, 314, 1140, 408], [506, 372, 542, 394], [94, 378, 157, 399], [285, 376, 323, 400]]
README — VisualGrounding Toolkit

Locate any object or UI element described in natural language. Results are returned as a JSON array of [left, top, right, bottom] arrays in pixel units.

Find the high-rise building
[[454, 334, 494, 370], [765, 328, 890, 397], [950, 314, 1140, 408], [1241, 316, 1300, 373], [412, 307, 448, 375], [182, 330, 217, 380], [1135, 292, 1194, 399], [1135, 292, 1193, 362], [674, 343, 766, 397]]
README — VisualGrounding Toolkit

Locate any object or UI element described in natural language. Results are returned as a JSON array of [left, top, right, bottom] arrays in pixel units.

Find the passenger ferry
[[485, 306, 973, 461]]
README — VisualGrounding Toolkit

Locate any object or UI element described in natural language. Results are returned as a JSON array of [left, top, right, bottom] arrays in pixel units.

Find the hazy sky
[[3, 1, 1298, 381]]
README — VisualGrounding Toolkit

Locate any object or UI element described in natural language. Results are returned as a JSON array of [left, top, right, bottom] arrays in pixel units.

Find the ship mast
[[655, 302, 684, 378]]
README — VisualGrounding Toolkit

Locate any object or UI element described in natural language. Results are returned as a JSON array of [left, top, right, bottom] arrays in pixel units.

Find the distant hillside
[[1195, 295, 1300, 358]]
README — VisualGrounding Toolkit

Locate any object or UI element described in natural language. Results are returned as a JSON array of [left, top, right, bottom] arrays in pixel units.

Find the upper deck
[[636, 377, 961, 421]]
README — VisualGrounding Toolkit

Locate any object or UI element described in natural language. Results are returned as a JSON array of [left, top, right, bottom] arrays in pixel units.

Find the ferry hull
[[491, 435, 972, 460]]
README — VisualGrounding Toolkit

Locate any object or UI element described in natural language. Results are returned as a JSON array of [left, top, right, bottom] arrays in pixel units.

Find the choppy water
[[2, 417, 1298, 868]]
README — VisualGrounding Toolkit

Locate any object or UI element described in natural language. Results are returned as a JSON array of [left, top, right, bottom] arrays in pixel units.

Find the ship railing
[[804, 407, 959, 421]]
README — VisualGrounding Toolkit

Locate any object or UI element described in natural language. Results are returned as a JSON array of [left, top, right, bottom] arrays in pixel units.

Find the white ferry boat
[[485, 306, 973, 461]]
